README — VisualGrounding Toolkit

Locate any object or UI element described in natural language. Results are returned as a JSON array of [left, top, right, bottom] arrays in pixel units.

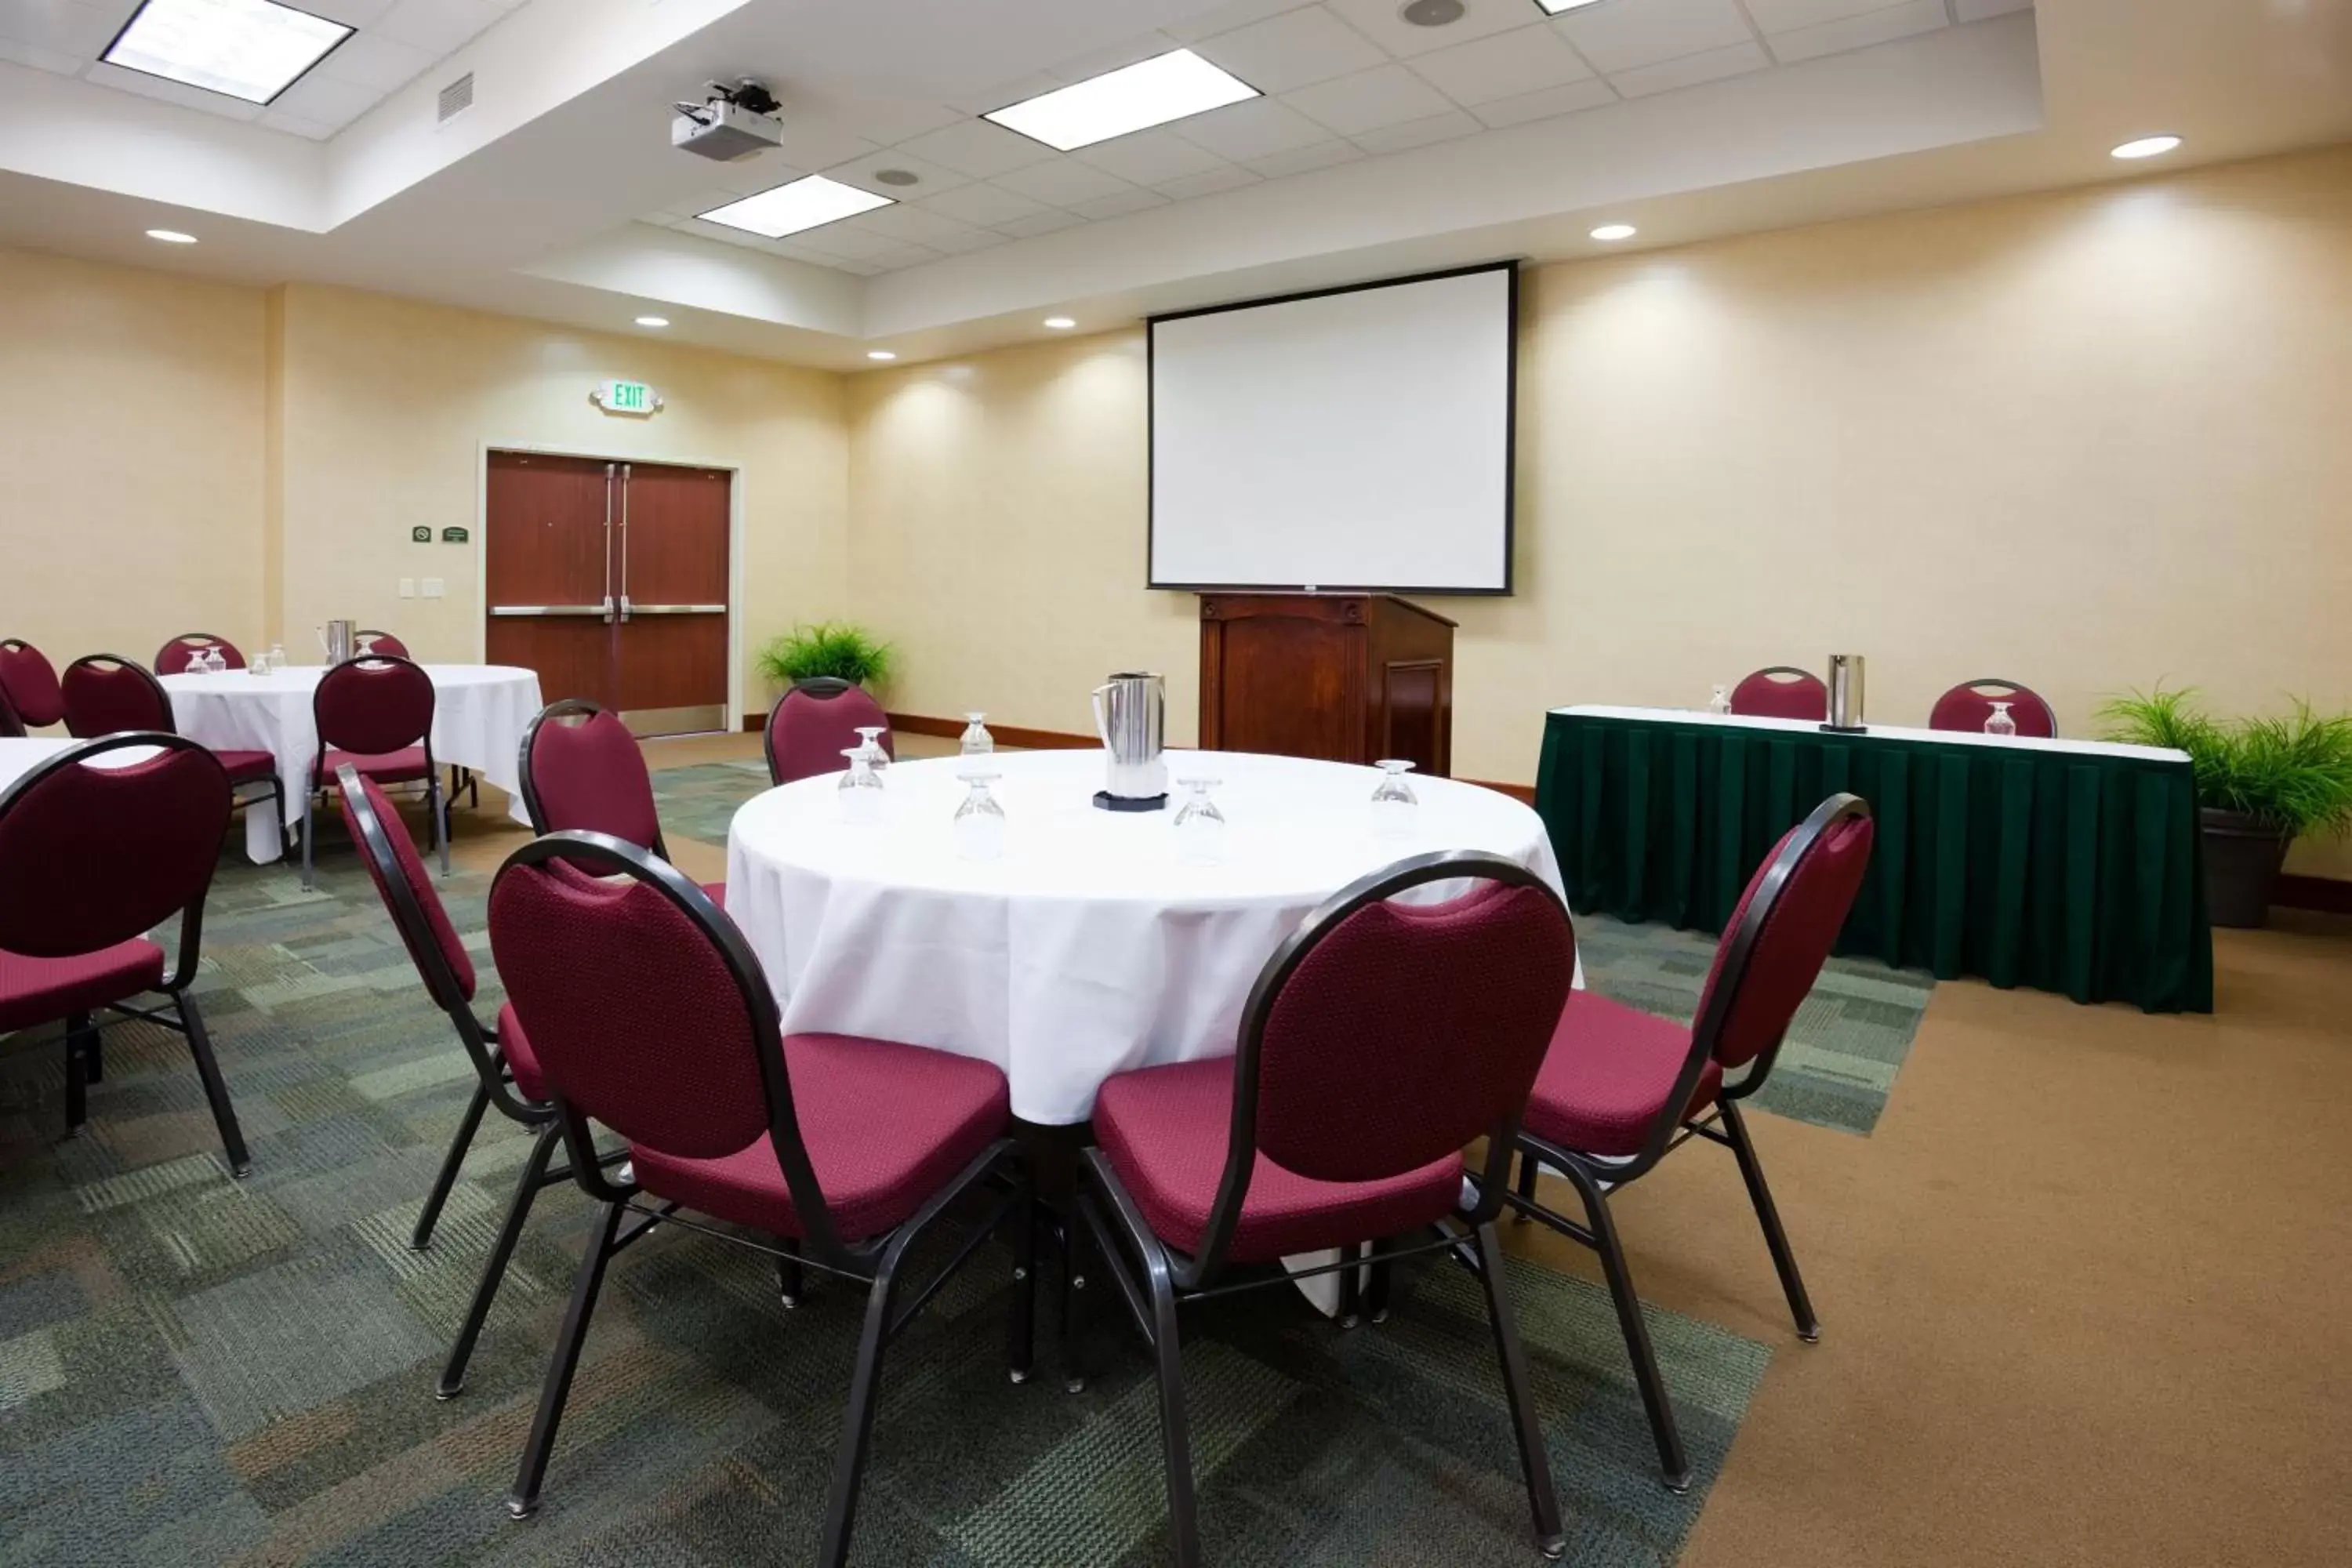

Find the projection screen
[[1148, 263, 1515, 594]]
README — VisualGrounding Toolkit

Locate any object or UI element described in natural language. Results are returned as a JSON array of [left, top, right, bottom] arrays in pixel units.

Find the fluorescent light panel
[[103, 0, 352, 105], [1535, 0, 1610, 13], [698, 175, 894, 238], [985, 49, 1258, 152]]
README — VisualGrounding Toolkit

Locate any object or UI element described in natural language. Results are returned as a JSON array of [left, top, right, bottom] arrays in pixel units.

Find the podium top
[[1193, 590, 1458, 629]]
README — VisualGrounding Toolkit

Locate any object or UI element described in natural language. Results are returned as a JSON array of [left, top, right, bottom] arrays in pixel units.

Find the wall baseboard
[[2276, 873, 2352, 915]]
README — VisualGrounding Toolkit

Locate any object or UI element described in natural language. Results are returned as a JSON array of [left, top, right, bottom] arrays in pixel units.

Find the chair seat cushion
[[630, 1033, 1007, 1243], [0, 940, 167, 1032], [213, 749, 278, 785], [321, 746, 430, 785], [495, 1001, 548, 1103], [1094, 1057, 1465, 1264], [1522, 992, 1722, 1160]]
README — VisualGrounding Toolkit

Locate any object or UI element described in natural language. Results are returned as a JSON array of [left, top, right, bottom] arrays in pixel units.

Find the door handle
[[617, 463, 631, 622], [490, 605, 610, 617], [603, 463, 617, 624], [624, 604, 726, 615]]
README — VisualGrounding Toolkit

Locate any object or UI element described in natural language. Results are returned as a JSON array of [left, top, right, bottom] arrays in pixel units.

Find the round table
[[722, 748, 1575, 1127], [159, 663, 545, 862]]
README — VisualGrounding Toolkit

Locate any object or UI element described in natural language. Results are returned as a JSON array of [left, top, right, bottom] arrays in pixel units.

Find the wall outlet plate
[[422, 578, 445, 598], [398, 578, 416, 598]]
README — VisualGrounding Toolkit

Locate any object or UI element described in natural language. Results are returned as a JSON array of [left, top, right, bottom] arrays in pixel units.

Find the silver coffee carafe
[[1091, 671, 1168, 808], [319, 620, 358, 665]]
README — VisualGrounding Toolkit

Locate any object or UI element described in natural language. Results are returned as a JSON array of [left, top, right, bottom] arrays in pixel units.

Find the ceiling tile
[[846, 203, 989, 248], [258, 107, 338, 139], [947, 71, 1060, 117], [1952, 0, 2033, 18], [927, 226, 1010, 255], [1553, 0, 1755, 73], [842, 98, 965, 147], [85, 61, 265, 118], [863, 240, 943, 271], [920, 181, 1054, 226], [1073, 128, 1232, 185], [1170, 95, 1331, 161], [831, 259, 886, 277], [1351, 107, 1483, 154], [268, 69, 386, 126], [1469, 74, 1616, 127], [775, 127, 883, 173], [1766, 0, 1946, 63], [789, 224, 898, 260], [1284, 62, 1456, 136], [997, 208, 1084, 238], [0, 0, 121, 54], [0, 38, 81, 74], [1742, 0, 1907, 31], [1246, 139, 1363, 178], [707, 154, 808, 195], [991, 157, 1137, 207], [1189, 5, 1389, 94], [373, 0, 505, 58], [1608, 38, 1769, 96], [1164, 0, 1322, 46], [314, 31, 434, 92], [895, 118, 1059, 179], [1154, 164, 1262, 200], [823, 147, 971, 198], [1049, 31, 1181, 83], [1408, 23, 1594, 107], [307, 1, 401, 25], [1321, 0, 1544, 59], [1070, 187, 1171, 220]]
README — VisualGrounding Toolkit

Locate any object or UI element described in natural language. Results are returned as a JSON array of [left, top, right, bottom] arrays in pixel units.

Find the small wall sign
[[411, 525, 432, 543], [441, 526, 470, 544], [592, 379, 663, 416]]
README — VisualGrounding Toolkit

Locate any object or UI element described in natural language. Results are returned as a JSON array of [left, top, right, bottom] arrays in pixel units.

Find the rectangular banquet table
[[1534, 706, 2212, 1013]]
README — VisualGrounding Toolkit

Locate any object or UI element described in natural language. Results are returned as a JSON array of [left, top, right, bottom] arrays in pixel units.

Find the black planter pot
[[2200, 808, 2290, 928]]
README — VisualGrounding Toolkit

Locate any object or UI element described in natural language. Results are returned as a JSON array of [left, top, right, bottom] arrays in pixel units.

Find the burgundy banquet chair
[[1076, 851, 1578, 1566], [306, 654, 445, 889], [0, 733, 250, 1172], [0, 686, 21, 738], [1503, 793, 1875, 1491], [154, 632, 245, 673], [764, 677, 893, 786], [354, 630, 409, 658], [1929, 677, 2056, 737], [487, 831, 1029, 1563], [518, 698, 724, 906], [0, 638, 65, 731], [60, 655, 285, 839], [1729, 665, 1830, 720]]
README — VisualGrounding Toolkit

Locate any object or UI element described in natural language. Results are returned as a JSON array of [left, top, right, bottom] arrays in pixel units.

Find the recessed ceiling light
[[146, 228, 199, 244], [2110, 134, 2182, 160], [103, 0, 353, 106], [698, 175, 893, 239], [1400, 0, 1465, 26], [1534, 0, 1610, 13], [985, 49, 1258, 153], [867, 350, 898, 361], [634, 316, 670, 328], [1590, 223, 1637, 241], [1043, 317, 1076, 330]]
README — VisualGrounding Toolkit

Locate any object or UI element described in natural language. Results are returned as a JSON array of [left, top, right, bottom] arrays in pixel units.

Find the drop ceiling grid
[[651, 0, 2002, 275]]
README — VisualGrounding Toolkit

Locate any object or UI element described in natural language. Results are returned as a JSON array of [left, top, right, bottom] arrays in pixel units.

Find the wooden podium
[[1197, 593, 1456, 777]]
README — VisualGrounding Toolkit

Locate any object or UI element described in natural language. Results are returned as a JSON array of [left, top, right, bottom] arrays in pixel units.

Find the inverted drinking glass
[[960, 712, 994, 756], [953, 771, 1007, 861], [837, 745, 884, 824], [1370, 759, 1418, 840], [1984, 701, 2018, 738], [855, 725, 891, 773], [1172, 776, 1226, 866]]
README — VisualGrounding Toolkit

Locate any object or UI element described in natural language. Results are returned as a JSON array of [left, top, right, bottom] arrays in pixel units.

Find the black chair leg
[[430, 777, 449, 877], [1513, 1145, 1541, 1220], [62, 1013, 92, 1135], [1059, 1214, 1088, 1395], [443, 1121, 560, 1399], [1365, 1239, 1394, 1326], [817, 1258, 905, 1568], [1471, 1219, 1567, 1559], [777, 1240, 804, 1308], [1563, 1163, 1690, 1491], [412, 1081, 490, 1250], [82, 1026, 103, 1084], [1008, 1192, 1036, 1385], [1721, 1101, 1820, 1341], [1145, 1248, 1202, 1568], [176, 992, 251, 1177], [509, 1196, 624, 1519], [1337, 1241, 1364, 1328]]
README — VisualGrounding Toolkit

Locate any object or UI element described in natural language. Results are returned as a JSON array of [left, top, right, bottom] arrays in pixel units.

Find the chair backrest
[[488, 833, 844, 1254], [765, 678, 893, 786], [0, 640, 64, 728], [340, 768, 476, 1011], [0, 733, 229, 961], [355, 630, 409, 658], [62, 655, 173, 739], [314, 655, 435, 758], [1928, 677, 2056, 739], [1730, 666, 1829, 720], [0, 684, 21, 738], [518, 699, 666, 855], [1188, 852, 1576, 1276], [1693, 793, 1876, 1077], [154, 633, 245, 674]]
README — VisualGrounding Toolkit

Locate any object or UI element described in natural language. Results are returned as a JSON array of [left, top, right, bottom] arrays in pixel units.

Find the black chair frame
[[516, 697, 670, 857], [305, 654, 445, 890], [0, 733, 250, 1174], [1499, 793, 1868, 1493], [1074, 850, 1572, 1566], [495, 832, 1033, 1568], [62, 653, 286, 854]]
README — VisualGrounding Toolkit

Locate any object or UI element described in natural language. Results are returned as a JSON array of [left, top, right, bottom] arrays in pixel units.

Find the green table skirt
[[1534, 711, 2212, 1014]]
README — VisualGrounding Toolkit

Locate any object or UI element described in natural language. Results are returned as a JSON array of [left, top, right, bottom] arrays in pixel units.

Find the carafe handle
[[1091, 684, 1116, 753]]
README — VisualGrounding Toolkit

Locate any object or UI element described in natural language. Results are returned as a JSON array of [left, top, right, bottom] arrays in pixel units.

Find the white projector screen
[[1149, 263, 1515, 594]]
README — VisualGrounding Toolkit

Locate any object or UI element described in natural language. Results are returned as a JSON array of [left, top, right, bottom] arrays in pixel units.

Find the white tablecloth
[[160, 664, 544, 862], [1553, 704, 2191, 763], [724, 748, 1577, 1127], [0, 738, 159, 797]]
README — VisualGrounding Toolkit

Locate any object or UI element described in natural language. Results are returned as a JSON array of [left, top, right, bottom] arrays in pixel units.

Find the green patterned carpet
[[1, 811, 1776, 1566]]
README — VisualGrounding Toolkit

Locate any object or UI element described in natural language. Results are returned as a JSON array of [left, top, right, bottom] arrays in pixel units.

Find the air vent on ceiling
[[437, 72, 474, 124]]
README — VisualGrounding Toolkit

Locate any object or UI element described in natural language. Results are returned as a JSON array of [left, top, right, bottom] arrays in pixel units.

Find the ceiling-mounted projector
[[672, 79, 783, 161]]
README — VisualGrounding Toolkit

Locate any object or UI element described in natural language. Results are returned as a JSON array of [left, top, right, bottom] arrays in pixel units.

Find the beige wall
[[0, 248, 267, 666], [846, 145, 2352, 874]]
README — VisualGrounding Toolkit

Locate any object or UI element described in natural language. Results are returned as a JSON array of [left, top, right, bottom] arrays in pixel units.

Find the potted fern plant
[[2100, 687, 2352, 927], [756, 622, 895, 693]]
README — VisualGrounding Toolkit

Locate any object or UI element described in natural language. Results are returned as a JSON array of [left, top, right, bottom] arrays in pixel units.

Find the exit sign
[[592, 379, 662, 416]]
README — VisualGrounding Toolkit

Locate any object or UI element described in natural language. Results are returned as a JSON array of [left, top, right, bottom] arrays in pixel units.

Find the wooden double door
[[485, 451, 731, 736]]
